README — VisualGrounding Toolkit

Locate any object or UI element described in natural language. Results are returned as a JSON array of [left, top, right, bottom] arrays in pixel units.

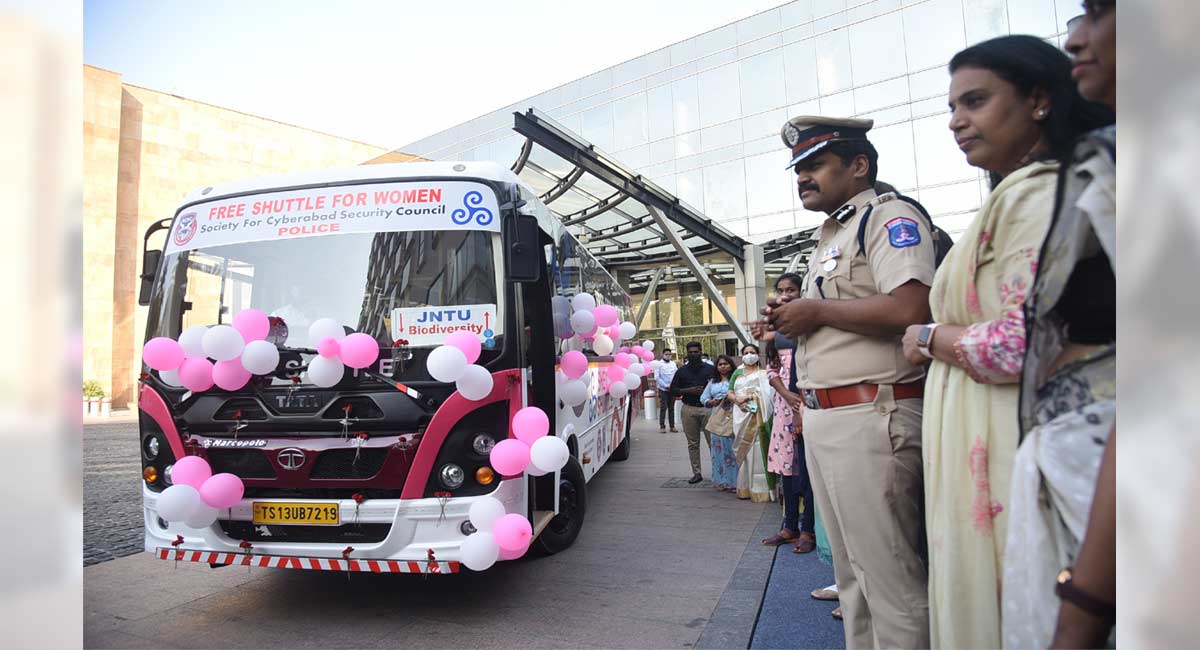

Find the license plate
[[252, 502, 340, 526]]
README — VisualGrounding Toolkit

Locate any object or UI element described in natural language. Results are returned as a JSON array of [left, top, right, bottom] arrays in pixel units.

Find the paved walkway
[[84, 416, 770, 648]]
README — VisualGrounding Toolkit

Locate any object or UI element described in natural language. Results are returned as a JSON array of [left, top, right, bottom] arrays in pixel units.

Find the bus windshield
[[147, 229, 503, 363]]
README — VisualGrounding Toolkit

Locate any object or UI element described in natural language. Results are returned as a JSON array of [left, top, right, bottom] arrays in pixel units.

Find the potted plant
[[83, 380, 104, 417]]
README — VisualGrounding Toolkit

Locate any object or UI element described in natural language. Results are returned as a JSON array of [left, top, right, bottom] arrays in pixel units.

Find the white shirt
[[655, 360, 678, 390]]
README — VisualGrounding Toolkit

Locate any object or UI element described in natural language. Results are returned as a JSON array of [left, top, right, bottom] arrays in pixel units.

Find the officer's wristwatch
[[916, 323, 940, 359]]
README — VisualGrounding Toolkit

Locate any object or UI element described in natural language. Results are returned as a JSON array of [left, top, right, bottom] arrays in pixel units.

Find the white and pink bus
[[136, 161, 634, 573]]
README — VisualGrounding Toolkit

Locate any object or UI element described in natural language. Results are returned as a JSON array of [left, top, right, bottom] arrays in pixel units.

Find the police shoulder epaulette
[[869, 191, 897, 206]]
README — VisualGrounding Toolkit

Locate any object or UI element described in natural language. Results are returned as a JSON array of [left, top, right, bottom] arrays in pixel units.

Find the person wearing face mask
[[760, 115, 937, 648], [668, 341, 717, 483], [655, 348, 678, 433], [1000, 5, 1118, 647], [728, 344, 774, 502], [896, 34, 1112, 650]]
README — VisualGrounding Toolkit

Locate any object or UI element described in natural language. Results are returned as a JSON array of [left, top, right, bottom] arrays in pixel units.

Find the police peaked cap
[[781, 116, 874, 169]]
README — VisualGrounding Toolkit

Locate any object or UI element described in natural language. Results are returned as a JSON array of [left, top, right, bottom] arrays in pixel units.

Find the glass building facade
[[400, 0, 1082, 244]]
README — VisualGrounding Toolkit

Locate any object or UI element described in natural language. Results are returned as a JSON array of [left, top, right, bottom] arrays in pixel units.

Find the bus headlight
[[143, 436, 160, 460], [471, 433, 496, 456], [439, 463, 465, 490], [163, 464, 174, 485]]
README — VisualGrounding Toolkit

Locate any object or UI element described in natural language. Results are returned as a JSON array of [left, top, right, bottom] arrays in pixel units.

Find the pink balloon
[[232, 309, 270, 342], [605, 365, 626, 384], [143, 337, 185, 371], [512, 406, 549, 445], [607, 326, 622, 340], [339, 333, 380, 369], [171, 456, 212, 488], [178, 357, 214, 392], [493, 513, 533, 552], [581, 325, 598, 340], [619, 346, 631, 354], [631, 345, 645, 357], [641, 350, 655, 362], [498, 542, 528, 560], [212, 359, 251, 391], [614, 353, 633, 369], [317, 337, 341, 358], [489, 439, 530, 476], [593, 304, 619, 328], [445, 330, 482, 364], [199, 472, 244, 509], [560, 350, 588, 380]]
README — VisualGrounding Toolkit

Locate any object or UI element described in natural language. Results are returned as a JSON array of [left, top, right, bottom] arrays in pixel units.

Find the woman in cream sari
[[729, 343, 773, 503], [901, 36, 1113, 649]]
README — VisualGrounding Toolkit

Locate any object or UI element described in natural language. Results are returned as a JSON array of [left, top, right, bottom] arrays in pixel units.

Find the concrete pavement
[[84, 417, 773, 649]]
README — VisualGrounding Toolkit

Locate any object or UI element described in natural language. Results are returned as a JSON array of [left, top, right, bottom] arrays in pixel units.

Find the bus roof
[[180, 161, 526, 206]]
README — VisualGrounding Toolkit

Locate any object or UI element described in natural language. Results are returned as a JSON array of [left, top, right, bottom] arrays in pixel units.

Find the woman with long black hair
[[900, 34, 1113, 648]]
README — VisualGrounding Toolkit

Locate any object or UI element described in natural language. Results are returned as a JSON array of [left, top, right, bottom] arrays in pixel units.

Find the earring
[[1036, 109, 1048, 119]]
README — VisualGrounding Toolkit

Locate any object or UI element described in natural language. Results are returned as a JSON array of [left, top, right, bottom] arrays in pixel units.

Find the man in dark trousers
[[669, 341, 716, 483]]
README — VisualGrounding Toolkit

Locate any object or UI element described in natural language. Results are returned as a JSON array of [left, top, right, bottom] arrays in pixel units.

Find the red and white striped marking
[[156, 548, 459, 574]]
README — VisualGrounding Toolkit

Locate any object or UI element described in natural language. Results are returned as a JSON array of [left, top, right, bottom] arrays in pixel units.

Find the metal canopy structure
[[510, 109, 746, 268], [503, 108, 822, 343]]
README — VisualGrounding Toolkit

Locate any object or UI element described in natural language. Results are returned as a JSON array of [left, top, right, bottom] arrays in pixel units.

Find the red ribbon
[[352, 493, 366, 504], [171, 535, 184, 547], [239, 540, 253, 552], [342, 546, 354, 560], [426, 548, 440, 574]]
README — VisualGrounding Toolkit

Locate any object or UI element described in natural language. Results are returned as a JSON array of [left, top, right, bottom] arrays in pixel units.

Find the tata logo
[[174, 212, 198, 246], [276, 447, 306, 470]]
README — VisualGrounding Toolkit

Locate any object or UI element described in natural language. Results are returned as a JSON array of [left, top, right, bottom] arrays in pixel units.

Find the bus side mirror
[[138, 249, 161, 306], [505, 214, 542, 283]]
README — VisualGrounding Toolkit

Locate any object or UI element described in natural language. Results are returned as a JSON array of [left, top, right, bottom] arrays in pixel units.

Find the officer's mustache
[[797, 182, 820, 194]]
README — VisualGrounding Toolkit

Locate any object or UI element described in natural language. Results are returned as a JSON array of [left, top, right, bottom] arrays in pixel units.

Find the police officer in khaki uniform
[[762, 116, 934, 649]]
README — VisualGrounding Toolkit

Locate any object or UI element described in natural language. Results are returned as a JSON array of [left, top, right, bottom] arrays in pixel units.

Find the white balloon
[[623, 371, 640, 388], [306, 355, 344, 387], [178, 325, 208, 357], [460, 531, 500, 571], [159, 368, 183, 387], [643, 340, 655, 351], [618, 321, 637, 340], [308, 317, 346, 343], [184, 504, 219, 529], [201, 325, 245, 362], [629, 363, 644, 377], [551, 295, 571, 316], [609, 381, 629, 398], [456, 364, 494, 401], [241, 340, 280, 375], [468, 496, 506, 531], [649, 360, 662, 371], [525, 463, 549, 477], [157, 484, 202, 522], [593, 333, 614, 355], [555, 370, 568, 386], [427, 345, 468, 383], [560, 379, 588, 406], [569, 310, 595, 336], [571, 293, 596, 312], [530, 436, 570, 474]]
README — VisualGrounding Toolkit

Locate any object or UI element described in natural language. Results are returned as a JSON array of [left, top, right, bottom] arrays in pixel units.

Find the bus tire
[[611, 400, 632, 462], [531, 455, 587, 556]]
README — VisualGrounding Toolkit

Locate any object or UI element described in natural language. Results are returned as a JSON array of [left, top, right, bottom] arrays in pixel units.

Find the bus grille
[[207, 449, 277, 479], [309, 449, 390, 479]]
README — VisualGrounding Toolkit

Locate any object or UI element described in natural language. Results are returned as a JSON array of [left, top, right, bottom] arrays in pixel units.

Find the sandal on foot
[[761, 530, 800, 546], [791, 532, 817, 554]]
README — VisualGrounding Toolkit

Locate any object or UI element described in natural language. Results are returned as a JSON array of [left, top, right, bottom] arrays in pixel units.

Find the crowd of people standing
[[652, 4, 1117, 647]]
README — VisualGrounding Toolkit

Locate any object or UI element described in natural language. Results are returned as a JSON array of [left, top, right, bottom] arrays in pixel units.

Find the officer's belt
[[800, 379, 924, 410]]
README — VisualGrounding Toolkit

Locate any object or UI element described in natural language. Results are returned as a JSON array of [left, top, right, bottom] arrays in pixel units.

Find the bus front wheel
[[531, 455, 587, 555]]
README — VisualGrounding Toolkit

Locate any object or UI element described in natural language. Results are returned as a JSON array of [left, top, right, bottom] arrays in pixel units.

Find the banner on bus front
[[166, 181, 501, 253]]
